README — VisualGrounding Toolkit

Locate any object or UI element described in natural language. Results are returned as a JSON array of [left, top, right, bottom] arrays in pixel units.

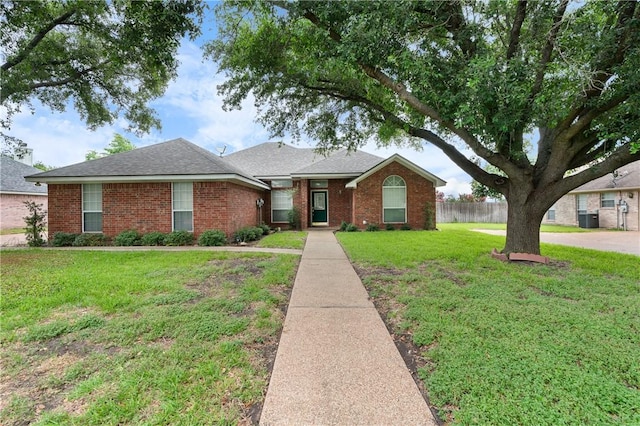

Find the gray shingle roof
[[0, 156, 47, 194], [224, 142, 319, 177], [571, 160, 640, 192], [26, 138, 266, 187], [224, 142, 384, 177], [293, 149, 384, 175]]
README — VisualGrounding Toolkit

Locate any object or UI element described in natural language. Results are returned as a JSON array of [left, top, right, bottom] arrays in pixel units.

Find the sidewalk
[[260, 230, 436, 425]]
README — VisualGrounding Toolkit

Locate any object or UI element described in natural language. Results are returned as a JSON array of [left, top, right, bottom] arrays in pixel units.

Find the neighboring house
[[543, 160, 640, 231], [26, 138, 446, 239], [0, 156, 48, 230]]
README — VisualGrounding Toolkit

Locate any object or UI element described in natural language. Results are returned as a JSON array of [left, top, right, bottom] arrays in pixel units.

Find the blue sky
[[8, 12, 474, 196]]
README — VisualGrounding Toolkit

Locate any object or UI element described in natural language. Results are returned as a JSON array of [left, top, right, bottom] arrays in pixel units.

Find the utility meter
[[620, 202, 628, 213]]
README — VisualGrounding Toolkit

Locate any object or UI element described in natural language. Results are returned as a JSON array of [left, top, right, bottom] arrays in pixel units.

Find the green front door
[[311, 191, 328, 223]]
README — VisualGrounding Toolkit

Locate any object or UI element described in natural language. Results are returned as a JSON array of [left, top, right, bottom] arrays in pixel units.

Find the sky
[[6, 13, 474, 197]]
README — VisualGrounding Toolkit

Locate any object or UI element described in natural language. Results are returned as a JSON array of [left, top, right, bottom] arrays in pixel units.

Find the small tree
[[23, 201, 47, 247]]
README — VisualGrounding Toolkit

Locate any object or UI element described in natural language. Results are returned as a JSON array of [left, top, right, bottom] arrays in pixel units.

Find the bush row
[[233, 224, 270, 243], [49, 225, 273, 248]]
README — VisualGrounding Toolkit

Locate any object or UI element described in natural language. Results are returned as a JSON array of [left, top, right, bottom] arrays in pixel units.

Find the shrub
[[198, 230, 227, 246], [339, 220, 348, 232], [140, 232, 166, 246], [51, 232, 78, 247], [73, 233, 108, 247], [345, 223, 359, 232], [23, 200, 47, 247], [114, 230, 142, 246], [366, 223, 380, 232], [424, 202, 435, 230], [400, 223, 412, 231], [385, 223, 395, 231], [233, 226, 264, 243], [163, 230, 194, 246], [288, 207, 301, 230], [258, 223, 271, 235]]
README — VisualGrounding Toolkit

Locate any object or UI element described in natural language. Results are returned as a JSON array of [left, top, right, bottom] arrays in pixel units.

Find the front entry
[[311, 190, 328, 225]]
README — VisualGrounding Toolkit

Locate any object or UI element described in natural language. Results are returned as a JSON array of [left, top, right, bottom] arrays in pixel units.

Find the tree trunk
[[503, 197, 547, 255]]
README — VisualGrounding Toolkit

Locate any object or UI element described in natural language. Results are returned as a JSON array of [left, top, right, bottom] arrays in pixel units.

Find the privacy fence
[[436, 202, 508, 223]]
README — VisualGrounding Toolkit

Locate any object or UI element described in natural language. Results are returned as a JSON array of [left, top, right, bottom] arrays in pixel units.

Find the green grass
[[439, 222, 594, 233], [0, 250, 299, 425], [337, 230, 640, 425], [257, 231, 307, 250], [0, 227, 27, 235]]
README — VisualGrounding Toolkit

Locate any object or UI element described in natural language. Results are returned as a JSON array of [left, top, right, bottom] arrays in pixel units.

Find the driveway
[[474, 229, 640, 256], [0, 233, 28, 247]]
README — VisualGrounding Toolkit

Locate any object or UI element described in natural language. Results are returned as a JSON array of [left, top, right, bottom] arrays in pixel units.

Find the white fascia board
[[0, 191, 48, 196], [569, 186, 640, 194], [290, 173, 361, 179], [24, 174, 270, 190]]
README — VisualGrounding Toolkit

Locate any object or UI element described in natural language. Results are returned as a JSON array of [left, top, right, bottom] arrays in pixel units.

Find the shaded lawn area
[[337, 230, 640, 425], [439, 222, 595, 233], [0, 250, 299, 425]]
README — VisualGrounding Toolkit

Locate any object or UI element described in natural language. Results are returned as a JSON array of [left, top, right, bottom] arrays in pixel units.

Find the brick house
[[1, 156, 48, 230], [542, 160, 639, 231], [26, 138, 445, 239]]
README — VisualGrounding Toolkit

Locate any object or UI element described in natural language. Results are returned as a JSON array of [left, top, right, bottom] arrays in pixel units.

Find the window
[[311, 180, 328, 188], [383, 175, 406, 223], [172, 182, 193, 231], [271, 179, 293, 188], [83, 183, 102, 232], [600, 192, 615, 208], [576, 194, 587, 214], [271, 190, 293, 223], [547, 204, 556, 221]]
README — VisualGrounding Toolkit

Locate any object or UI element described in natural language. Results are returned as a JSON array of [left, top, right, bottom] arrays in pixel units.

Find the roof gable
[[0, 156, 47, 194], [345, 154, 447, 188]]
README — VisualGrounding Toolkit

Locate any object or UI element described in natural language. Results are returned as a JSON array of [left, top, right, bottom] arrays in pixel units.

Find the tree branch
[[506, 1, 527, 60], [1, 8, 77, 71]]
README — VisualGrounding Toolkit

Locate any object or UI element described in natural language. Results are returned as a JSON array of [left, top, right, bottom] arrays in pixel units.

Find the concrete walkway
[[260, 230, 436, 425]]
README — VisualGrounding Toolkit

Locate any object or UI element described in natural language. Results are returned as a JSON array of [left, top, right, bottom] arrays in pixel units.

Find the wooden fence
[[436, 202, 508, 223]]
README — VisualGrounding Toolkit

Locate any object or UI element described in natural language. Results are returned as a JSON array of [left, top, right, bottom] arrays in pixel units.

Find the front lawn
[[439, 222, 593, 233], [0, 250, 299, 425], [257, 231, 307, 250], [337, 230, 640, 425]]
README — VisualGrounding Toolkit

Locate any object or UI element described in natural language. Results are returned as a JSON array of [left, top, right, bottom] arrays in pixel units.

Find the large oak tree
[[1, 0, 203, 147], [207, 0, 640, 255]]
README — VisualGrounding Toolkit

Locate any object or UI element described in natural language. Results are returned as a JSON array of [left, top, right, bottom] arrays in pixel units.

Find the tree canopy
[[1, 0, 203, 148], [86, 133, 136, 160], [208, 0, 640, 254]]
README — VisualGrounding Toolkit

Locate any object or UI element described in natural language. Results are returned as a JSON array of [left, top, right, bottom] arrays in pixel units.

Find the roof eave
[[24, 174, 270, 190]]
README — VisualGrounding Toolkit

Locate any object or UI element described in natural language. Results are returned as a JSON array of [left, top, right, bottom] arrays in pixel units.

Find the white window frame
[[172, 182, 193, 232], [82, 183, 103, 233], [576, 194, 587, 214], [547, 204, 556, 221], [382, 175, 407, 224], [271, 179, 293, 188], [600, 192, 615, 208], [310, 180, 328, 189], [271, 190, 293, 223]]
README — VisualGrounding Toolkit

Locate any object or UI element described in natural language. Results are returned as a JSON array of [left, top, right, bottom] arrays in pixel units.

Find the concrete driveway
[[475, 229, 640, 256]]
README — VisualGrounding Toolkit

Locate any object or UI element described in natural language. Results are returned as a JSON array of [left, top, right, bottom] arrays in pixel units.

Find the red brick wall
[[353, 162, 436, 229], [103, 183, 172, 236], [0, 193, 48, 229], [48, 184, 82, 235], [305, 179, 353, 227], [48, 181, 265, 239]]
